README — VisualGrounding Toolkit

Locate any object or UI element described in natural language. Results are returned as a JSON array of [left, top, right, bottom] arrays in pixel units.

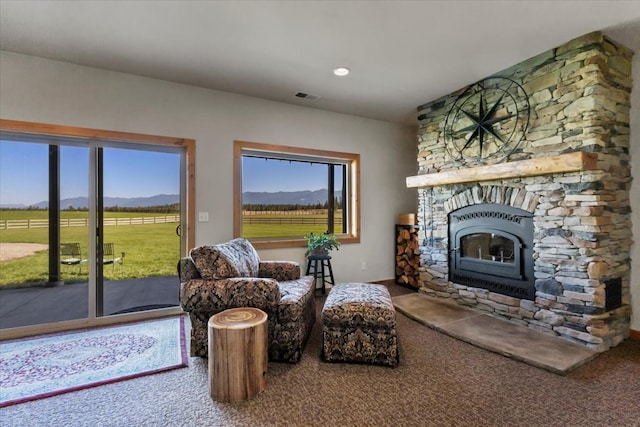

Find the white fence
[[242, 209, 344, 216], [0, 215, 180, 230]]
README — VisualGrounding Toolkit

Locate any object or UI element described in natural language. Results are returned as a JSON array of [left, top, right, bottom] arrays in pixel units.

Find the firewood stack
[[395, 215, 420, 289]]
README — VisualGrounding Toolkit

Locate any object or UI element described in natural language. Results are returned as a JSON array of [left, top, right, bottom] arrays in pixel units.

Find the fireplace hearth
[[449, 204, 534, 300]]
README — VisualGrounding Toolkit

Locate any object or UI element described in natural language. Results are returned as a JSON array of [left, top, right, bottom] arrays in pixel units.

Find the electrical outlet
[[198, 212, 209, 222], [361, 261, 367, 270]]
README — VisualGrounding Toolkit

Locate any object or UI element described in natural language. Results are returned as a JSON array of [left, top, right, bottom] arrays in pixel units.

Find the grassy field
[[1, 210, 180, 287], [241, 212, 343, 238], [242, 222, 329, 238], [1, 210, 340, 287]]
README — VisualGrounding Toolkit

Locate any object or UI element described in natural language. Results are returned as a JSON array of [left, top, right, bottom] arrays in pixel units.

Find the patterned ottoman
[[321, 283, 399, 366]]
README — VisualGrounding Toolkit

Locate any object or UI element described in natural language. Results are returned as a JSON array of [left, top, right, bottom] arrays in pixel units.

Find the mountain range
[[2, 190, 339, 209], [242, 189, 341, 206], [4, 194, 180, 210]]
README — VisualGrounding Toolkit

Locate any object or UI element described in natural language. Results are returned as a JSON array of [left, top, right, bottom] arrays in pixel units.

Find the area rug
[[0, 316, 188, 407]]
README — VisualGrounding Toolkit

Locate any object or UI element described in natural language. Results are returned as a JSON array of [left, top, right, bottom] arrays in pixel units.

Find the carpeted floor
[[1, 284, 639, 426]]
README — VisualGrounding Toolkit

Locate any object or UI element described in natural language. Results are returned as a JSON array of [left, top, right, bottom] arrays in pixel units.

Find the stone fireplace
[[407, 32, 633, 352]]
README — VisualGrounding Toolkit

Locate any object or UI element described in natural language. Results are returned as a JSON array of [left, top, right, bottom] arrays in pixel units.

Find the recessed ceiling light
[[333, 67, 350, 77]]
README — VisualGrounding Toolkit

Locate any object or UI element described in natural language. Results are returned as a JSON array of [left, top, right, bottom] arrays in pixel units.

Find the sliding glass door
[[0, 140, 91, 327], [99, 146, 183, 316], [0, 123, 192, 335]]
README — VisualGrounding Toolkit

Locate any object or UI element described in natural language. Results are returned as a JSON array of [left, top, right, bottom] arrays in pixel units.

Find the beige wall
[[630, 51, 639, 333], [0, 51, 417, 284]]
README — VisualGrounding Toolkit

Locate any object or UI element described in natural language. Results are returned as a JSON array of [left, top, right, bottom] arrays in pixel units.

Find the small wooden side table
[[306, 254, 335, 294], [208, 307, 268, 402]]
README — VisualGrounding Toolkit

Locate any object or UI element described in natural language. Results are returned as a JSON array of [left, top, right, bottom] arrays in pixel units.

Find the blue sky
[[0, 140, 179, 206], [0, 140, 341, 206], [242, 156, 341, 193]]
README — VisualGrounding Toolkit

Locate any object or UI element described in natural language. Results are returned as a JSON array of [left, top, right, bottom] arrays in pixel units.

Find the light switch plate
[[198, 212, 209, 222]]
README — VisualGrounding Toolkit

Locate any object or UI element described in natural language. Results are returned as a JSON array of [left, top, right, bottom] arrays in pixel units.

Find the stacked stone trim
[[414, 32, 633, 352]]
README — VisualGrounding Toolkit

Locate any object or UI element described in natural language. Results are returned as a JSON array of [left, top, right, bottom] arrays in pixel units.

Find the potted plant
[[304, 231, 341, 257]]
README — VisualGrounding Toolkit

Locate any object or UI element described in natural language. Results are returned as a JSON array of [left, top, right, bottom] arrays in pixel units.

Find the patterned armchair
[[179, 238, 316, 363]]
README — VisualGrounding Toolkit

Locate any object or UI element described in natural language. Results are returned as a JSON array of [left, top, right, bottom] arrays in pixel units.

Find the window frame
[[0, 119, 196, 253], [233, 140, 360, 249], [0, 118, 195, 340]]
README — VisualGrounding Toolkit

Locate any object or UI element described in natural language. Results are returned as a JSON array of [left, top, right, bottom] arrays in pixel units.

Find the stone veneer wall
[[414, 32, 633, 351]]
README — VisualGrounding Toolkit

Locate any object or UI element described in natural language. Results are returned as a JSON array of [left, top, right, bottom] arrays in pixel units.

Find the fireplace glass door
[[461, 232, 515, 263], [457, 227, 522, 280], [448, 203, 535, 300]]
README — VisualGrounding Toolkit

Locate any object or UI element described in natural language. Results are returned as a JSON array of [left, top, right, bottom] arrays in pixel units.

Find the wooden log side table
[[208, 307, 268, 403]]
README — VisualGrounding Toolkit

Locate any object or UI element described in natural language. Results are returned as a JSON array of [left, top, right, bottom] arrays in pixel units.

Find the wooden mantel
[[406, 152, 598, 188]]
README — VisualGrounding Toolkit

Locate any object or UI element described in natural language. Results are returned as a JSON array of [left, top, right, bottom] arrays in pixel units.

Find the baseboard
[[370, 279, 396, 286], [630, 329, 640, 341]]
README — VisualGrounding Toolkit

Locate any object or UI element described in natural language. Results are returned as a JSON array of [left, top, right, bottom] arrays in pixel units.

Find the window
[[0, 118, 195, 338], [234, 140, 360, 249]]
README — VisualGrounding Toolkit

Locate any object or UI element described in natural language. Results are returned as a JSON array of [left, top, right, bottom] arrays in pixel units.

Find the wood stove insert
[[449, 203, 534, 300]]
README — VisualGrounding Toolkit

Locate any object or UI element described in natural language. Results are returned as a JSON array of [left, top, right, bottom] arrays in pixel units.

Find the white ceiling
[[1, 1, 640, 125]]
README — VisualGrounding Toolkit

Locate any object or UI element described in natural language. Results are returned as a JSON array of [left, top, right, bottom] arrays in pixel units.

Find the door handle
[[176, 224, 181, 236]]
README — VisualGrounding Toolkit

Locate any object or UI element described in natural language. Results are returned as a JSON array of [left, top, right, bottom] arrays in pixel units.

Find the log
[[395, 224, 421, 289], [208, 307, 268, 403], [406, 152, 598, 188]]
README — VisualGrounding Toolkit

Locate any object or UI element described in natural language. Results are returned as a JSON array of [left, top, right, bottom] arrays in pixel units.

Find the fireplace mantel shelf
[[406, 152, 598, 188]]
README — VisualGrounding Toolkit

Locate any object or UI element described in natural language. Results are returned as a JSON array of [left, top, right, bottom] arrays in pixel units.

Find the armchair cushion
[[178, 257, 200, 283], [258, 261, 301, 282], [190, 238, 260, 280], [181, 277, 280, 314]]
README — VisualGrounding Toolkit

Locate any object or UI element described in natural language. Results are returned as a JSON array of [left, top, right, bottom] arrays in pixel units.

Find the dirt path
[[0, 243, 49, 262]]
